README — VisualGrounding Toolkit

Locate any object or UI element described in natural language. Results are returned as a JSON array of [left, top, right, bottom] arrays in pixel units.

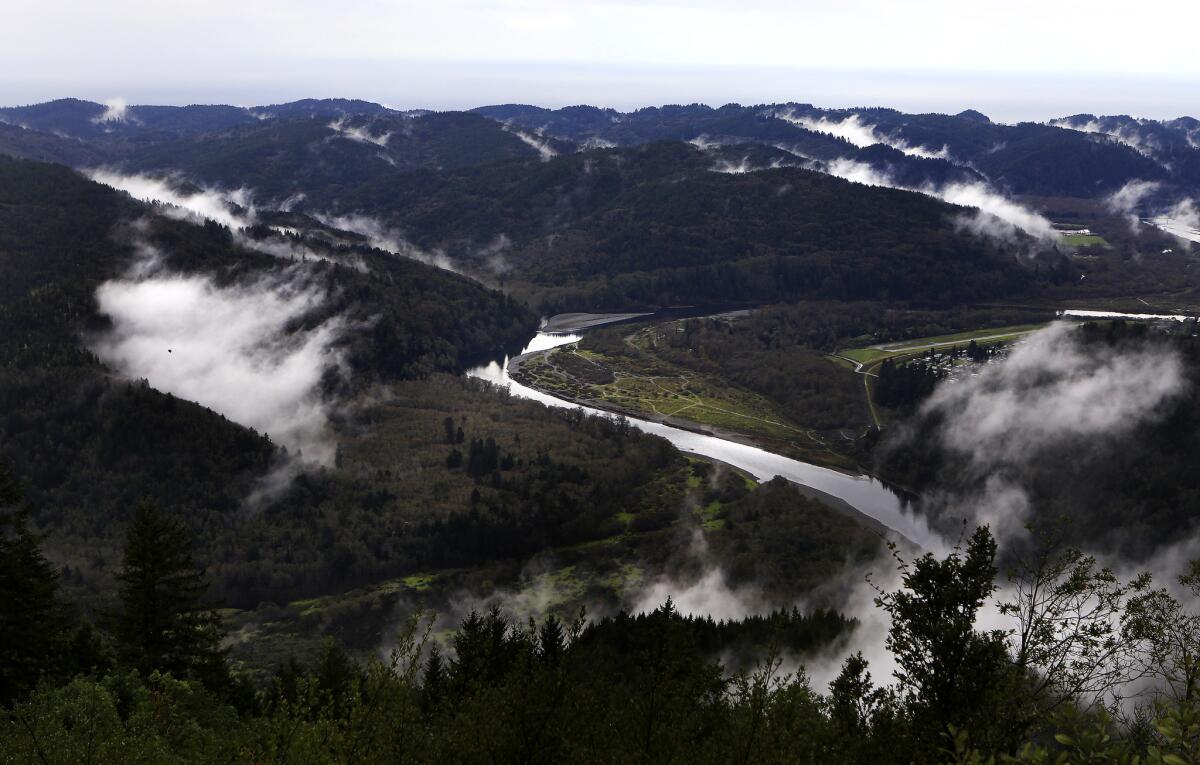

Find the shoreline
[[506, 349, 867, 478]]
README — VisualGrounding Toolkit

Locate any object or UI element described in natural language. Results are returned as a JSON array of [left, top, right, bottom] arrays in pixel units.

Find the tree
[[113, 501, 228, 689], [1125, 559, 1200, 704], [0, 463, 69, 705], [1001, 525, 1148, 713], [873, 526, 1011, 751]]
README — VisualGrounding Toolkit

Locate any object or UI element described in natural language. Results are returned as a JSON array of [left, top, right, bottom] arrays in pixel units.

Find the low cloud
[[91, 244, 347, 466], [1165, 198, 1200, 228], [314, 212, 460, 272], [709, 155, 792, 174], [910, 322, 1185, 540], [940, 181, 1058, 242], [91, 97, 131, 125], [812, 157, 1057, 243], [90, 168, 250, 229], [1050, 117, 1164, 163], [581, 136, 617, 150], [1105, 179, 1162, 231], [87, 169, 361, 267], [632, 531, 766, 621], [821, 157, 893, 187], [777, 110, 950, 160], [504, 124, 557, 161], [328, 116, 392, 147]]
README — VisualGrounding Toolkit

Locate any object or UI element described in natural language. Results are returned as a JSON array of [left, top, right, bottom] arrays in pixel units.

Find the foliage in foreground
[[7, 510, 1200, 763]]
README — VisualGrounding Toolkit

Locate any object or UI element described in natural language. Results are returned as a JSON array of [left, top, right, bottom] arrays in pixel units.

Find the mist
[[1105, 179, 1162, 230], [88, 168, 369, 267], [631, 529, 767, 621], [91, 244, 348, 466], [777, 110, 951, 160], [328, 115, 392, 147], [1050, 116, 1164, 162], [811, 157, 1058, 243], [91, 96, 131, 125], [503, 124, 558, 161], [313, 212, 460, 272], [89, 168, 251, 229], [912, 322, 1185, 540]]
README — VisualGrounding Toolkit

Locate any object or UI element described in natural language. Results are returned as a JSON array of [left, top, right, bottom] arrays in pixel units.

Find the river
[[466, 331, 942, 550]]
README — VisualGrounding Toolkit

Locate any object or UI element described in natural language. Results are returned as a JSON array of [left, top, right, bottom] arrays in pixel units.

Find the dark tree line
[[7, 517, 1200, 763]]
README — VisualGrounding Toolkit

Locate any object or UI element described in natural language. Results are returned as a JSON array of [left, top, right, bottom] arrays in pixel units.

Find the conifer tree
[[114, 501, 228, 689], [0, 463, 68, 705]]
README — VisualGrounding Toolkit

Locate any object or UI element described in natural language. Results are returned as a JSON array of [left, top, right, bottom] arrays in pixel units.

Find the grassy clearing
[[1061, 233, 1109, 247], [834, 322, 1048, 428], [871, 323, 1047, 352], [402, 574, 436, 591], [522, 344, 806, 443], [835, 323, 1047, 367]]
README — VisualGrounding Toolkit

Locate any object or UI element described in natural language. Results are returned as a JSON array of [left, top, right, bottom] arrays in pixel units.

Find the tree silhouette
[[114, 501, 228, 689]]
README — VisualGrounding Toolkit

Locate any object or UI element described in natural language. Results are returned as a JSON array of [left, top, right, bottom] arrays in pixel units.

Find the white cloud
[[777, 110, 951, 160], [1050, 117, 1164, 161], [915, 322, 1185, 539], [580, 136, 617, 149], [634, 567, 764, 622], [812, 157, 1057, 242], [314, 212, 460, 272], [1147, 198, 1200, 244], [820, 157, 894, 187], [87, 169, 359, 266], [88, 168, 252, 229], [91, 96, 131, 125], [92, 254, 347, 465], [503, 123, 557, 160], [631, 530, 766, 621], [328, 115, 392, 147], [1105, 179, 1162, 231], [939, 180, 1058, 242], [709, 155, 792, 174]]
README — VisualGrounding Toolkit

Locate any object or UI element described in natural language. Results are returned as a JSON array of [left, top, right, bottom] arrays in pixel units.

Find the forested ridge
[[8, 476, 1200, 763], [334, 142, 1066, 311]]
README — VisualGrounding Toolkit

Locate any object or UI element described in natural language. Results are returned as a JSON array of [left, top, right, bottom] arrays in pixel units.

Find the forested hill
[[477, 102, 1191, 197], [0, 156, 535, 564], [0, 157, 536, 378], [119, 111, 554, 201], [337, 142, 1069, 310]]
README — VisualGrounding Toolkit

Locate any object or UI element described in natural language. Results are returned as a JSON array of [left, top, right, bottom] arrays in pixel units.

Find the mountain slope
[[0, 157, 536, 526], [120, 111, 549, 203], [336, 142, 1066, 310]]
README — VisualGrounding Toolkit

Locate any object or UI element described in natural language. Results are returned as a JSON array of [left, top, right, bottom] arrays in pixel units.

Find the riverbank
[[506, 347, 865, 474]]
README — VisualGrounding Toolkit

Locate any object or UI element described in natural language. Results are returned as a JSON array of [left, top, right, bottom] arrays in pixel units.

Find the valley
[[4, 85, 1200, 762]]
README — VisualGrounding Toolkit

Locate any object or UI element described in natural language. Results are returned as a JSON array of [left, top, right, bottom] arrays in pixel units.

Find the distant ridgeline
[[6, 96, 1200, 310]]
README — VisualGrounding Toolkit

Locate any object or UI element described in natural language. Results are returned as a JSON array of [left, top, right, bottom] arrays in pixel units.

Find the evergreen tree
[[0, 463, 69, 705], [114, 501, 228, 689]]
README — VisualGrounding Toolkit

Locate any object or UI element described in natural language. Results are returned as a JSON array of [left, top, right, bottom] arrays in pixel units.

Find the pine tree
[[0, 463, 69, 705], [114, 501, 228, 689]]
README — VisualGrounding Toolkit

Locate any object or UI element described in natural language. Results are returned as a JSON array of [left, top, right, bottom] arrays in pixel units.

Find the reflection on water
[[465, 333, 943, 550], [1145, 216, 1200, 245], [1059, 309, 1192, 322]]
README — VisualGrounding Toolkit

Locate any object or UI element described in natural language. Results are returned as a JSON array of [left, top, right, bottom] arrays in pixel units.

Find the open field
[[835, 323, 1047, 365], [516, 344, 812, 444], [833, 322, 1048, 427], [1061, 233, 1108, 247]]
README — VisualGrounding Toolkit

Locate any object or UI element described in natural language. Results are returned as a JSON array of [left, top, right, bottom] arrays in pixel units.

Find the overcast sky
[[3, 0, 1198, 121]]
